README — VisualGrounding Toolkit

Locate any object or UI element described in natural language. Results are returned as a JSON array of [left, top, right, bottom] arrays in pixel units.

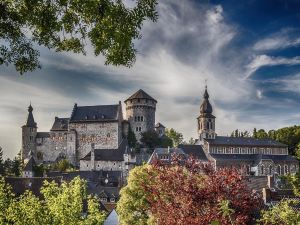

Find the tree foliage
[[127, 125, 137, 148], [117, 165, 155, 225], [0, 0, 158, 74], [259, 199, 300, 225], [165, 128, 183, 147], [0, 176, 106, 225], [51, 159, 74, 172], [0, 147, 4, 176], [140, 130, 173, 150], [118, 159, 262, 225]]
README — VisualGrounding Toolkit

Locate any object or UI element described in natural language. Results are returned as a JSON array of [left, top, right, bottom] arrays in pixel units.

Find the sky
[[1, 0, 300, 158]]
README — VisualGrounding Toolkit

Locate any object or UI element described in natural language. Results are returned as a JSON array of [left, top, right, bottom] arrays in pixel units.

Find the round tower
[[124, 89, 157, 142], [197, 86, 216, 142], [21, 104, 37, 161]]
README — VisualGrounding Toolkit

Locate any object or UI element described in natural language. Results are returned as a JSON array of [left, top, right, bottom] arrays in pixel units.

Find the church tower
[[21, 104, 37, 161], [197, 86, 216, 142]]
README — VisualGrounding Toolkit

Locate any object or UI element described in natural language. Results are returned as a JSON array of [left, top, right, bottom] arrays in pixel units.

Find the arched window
[[276, 165, 281, 175], [284, 165, 289, 175], [260, 165, 264, 175], [206, 121, 209, 129], [269, 165, 273, 175]]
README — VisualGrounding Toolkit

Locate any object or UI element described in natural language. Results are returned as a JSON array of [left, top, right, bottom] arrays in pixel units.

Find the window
[[284, 165, 289, 175], [110, 198, 115, 203], [136, 127, 139, 132], [260, 165, 264, 175], [139, 127, 142, 132], [246, 165, 251, 175], [100, 198, 107, 202], [107, 133, 110, 138], [141, 116, 144, 121], [30, 136, 33, 141], [269, 165, 273, 175], [138, 116, 140, 121], [138, 99, 140, 103], [276, 165, 281, 175]]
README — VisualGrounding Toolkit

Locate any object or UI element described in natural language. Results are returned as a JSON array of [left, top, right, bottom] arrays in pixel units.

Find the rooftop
[[125, 89, 157, 103]]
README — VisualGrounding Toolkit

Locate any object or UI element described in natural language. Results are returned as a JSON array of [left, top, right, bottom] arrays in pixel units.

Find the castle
[[21, 89, 165, 170]]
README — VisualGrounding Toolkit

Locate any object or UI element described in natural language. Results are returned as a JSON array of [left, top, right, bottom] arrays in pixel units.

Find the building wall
[[125, 98, 156, 141], [21, 126, 37, 160], [208, 145, 288, 155], [69, 122, 120, 160], [80, 160, 124, 171]]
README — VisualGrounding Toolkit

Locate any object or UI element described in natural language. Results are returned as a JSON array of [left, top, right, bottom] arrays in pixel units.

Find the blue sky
[[1, 0, 300, 158]]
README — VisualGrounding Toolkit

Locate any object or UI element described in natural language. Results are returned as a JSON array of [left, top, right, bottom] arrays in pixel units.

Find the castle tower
[[197, 86, 216, 142], [124, 89, 157, 142], [21, 104, 37, 161]]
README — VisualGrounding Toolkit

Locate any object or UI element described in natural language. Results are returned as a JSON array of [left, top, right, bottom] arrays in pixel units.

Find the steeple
[[25, 103, 37, 128], [200, 85, 213, 115], [197, 86, 216, 142]]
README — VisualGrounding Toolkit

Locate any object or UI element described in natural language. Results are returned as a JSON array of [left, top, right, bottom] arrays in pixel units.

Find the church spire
[[197, 85, 216, 142], [25, 103, 37, 127]]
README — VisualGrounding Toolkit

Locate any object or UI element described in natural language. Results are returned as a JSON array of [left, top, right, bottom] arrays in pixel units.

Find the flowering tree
[[144, 158, 262, 225]]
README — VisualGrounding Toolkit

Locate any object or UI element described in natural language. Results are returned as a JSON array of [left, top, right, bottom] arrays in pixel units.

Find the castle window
[[276, 165, 281, 175], [138, 116, 140, 122], [284, 165, 288, 175], [138, 99, 140, 103], [260, 165, 264, 175], [269, 165, 273, 175], [139, 127, 142, 132], [136, 127, 138, 132], [141, 116, 144, 121], [30, 136, 33, 141]]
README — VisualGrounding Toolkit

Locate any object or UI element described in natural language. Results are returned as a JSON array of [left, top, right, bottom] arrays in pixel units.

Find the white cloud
[[256, 89, 263, 99], [245, 55, 300, 79]]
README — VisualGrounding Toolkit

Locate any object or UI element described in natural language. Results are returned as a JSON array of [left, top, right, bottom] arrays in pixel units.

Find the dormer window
[[100, 198, 107, 202], [85, 115, 88, 120], [93, 115, 97, 119], [101, 114, 105, 119]]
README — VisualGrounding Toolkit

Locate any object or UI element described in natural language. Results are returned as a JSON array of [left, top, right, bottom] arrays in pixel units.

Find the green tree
[[256, 129, 268, 139], [0, 147, 4, 176], [11, 157, 22, 177], [188, 137, 195, 144], [140, 130, 161, 149], [117, 165, 155, 225], [51, 159, 74, 172], [1, 0, 158, 74], [127, 125, 137, 148], [159, 135, 173, 148], [253, 128, 257, 138], [165, 128, 183, 147], [258, 199, 300, 225], [0, 176, 15, 224], [295, 143, 300, 160], [0, 176, 106, 224], [4, 158, 12, 176]]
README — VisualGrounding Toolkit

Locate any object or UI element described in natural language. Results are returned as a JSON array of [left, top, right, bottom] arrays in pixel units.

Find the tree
[[0, 177, 106, 224], [118, 158, 262, 225], [188, 137, 195, 145], [258, 199, 300, 225], [140, 130, 161, 149], [0, 147, 4, 176], [51, 159, 74, 172], [11, 157, 22, 177], [117, 165, 155, 225], [127, 125, 137, 148], [165, 128, 183, 147], [143, 159, 262, 225], [160, 135, 173, 148], [3, 158, 12, 176], [1, 0, 158, 74], [253, 128, 257, 138], [295, 143, 300, 160]]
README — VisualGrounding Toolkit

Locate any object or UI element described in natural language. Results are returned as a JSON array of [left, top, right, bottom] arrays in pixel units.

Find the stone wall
[[69, 121, 121, 160], [125, 98, 156, 141], [21, 126, 37, 160], [80, 160, 124, 171]]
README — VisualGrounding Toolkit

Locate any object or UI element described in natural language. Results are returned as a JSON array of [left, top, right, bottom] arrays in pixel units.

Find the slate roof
[[36, 132, 50, 138], [81, 140, 128, 161], [205, 136, 287, 147], [155, 122, 165, 128], [51, 117, 69, 131], [24, 156, 36, 171], [179, 144, 209, 161], [5, 177, 61, 198], [148, 148, 186, 164], [210, 154, 298, 163], [70, 104, 120, 123], [104, 210, 119, 225], [200, 86, 213, 115], [24, 104, 37, 128], [124, 89, 157, 103]]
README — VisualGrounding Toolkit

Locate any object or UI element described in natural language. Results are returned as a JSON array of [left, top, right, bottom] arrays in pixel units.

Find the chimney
[[267, 175, 274, 189]]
